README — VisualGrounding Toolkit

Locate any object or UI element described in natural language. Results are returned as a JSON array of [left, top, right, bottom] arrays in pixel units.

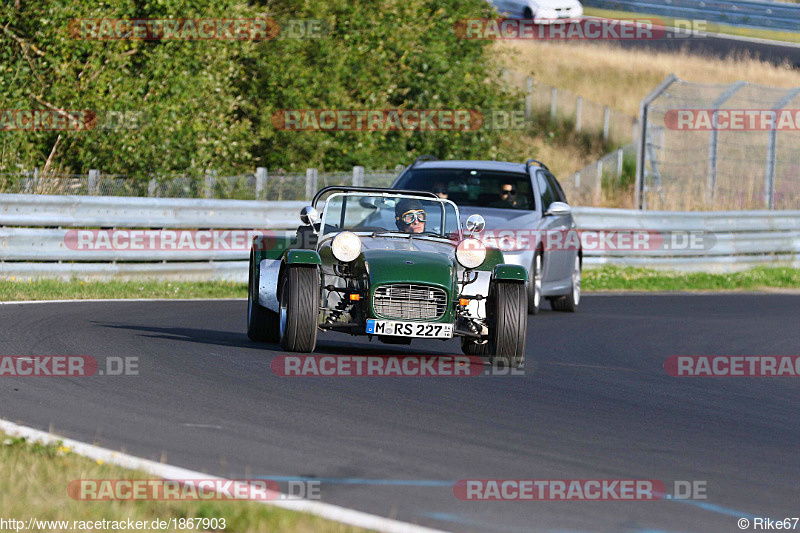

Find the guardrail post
[[594, 160, 603, 204], [88, 169, 99, 195], [603, 107, 611, 140], [28, 167, 39, 193], [525, 76, 533, 120], [204, 170, 216, 199], [550, 87, 557, 121], [147, 179, 157, 197], [352, 166, 364, 187], [256, 167, 267, 200], [574, 172, 580, 188], [617, 148, 624, 179], [575, 96, 582, 133], [305, 168, 318, 201]]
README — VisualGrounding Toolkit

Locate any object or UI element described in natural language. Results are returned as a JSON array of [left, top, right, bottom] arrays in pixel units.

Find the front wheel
[[279, 266, 319, 352], [488, 281, 527, 368], [551, 255, 581, 312]]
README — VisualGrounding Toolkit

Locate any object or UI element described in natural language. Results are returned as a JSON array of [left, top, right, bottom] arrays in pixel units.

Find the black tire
[[279, 266, 319, 352], [461, 337, 490, 357], [247, 251, 279, 342], [527, 250, 543, 315], [488, 281, 527, 368], [551, 254, 581, 312]]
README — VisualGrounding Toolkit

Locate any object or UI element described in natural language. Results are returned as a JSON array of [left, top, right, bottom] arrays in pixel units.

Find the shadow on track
[[95, 322, 462, 357]]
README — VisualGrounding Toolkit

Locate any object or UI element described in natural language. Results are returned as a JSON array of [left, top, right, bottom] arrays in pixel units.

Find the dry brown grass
[[494, 40, 800, 116]]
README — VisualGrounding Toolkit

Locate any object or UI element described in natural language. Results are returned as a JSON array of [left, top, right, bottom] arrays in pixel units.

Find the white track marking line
[[0, 418, 449, 533]]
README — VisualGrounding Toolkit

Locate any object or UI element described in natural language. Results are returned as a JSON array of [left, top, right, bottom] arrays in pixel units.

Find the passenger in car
[[432, 182, 449, 199]]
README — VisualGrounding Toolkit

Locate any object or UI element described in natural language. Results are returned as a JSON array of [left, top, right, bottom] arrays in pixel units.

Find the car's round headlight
[[331, 231, 362, 263], [456, 238, 487, 269]]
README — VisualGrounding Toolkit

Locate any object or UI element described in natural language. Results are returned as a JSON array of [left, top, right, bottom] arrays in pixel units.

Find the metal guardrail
[[0, 194, 305, 229], [583, 0, 800, 32], [1, 194, 798, 280], [573, 207, 800, 270]]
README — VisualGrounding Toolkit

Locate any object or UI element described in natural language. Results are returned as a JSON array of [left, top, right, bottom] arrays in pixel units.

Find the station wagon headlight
[[456, 238, 487, 269], [331, 231, 361, 263]]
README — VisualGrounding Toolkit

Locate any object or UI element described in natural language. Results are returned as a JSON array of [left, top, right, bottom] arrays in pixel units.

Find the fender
[[253, 247, 320, 314], [492, 263, 528, 283], [284, 249, 322, 266]]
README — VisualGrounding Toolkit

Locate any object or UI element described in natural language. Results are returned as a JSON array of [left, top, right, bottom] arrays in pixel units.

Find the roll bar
[[311, 186, 439, 207]]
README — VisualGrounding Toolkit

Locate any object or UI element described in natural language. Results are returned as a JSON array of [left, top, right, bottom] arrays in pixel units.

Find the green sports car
[[247, 186, 528, 367]]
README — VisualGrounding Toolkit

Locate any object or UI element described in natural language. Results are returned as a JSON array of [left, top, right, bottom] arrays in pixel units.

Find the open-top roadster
[[247, 186, 528, 367]]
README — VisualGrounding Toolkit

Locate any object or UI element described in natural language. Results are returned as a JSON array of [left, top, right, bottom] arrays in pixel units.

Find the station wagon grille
[[373, 284, 448, 320]]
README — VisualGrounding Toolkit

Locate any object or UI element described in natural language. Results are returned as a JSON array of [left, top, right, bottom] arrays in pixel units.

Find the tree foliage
[[0, 0, 517, 178]]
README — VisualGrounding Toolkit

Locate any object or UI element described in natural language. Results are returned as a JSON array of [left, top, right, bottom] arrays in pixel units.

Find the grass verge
[[583, 7, 800, 44], [0, 432, 369, 533], [3, 269, 800, 302], [584, 266, 800, 292], [0, 279, 247, 301]]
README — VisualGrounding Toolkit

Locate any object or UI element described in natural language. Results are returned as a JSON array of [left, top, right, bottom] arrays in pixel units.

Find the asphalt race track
[[1, 295, 799, 532], [610, 28, 800, 67], [517, 23, 800, 67]]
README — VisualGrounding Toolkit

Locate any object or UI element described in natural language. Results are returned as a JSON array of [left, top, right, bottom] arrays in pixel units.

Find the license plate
[[366, 319, 453, 339]]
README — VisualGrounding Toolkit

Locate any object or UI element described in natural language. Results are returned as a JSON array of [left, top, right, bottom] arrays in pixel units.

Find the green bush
[[1, 0, 517, 178]]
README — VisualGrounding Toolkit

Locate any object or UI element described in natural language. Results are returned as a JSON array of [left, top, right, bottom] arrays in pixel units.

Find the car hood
[[359, 237, 455, 289], [459, 208, 535, 229]]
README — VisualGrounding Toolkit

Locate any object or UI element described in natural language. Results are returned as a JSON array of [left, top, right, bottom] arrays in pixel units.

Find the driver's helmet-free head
[[395, 198, 426, 231]]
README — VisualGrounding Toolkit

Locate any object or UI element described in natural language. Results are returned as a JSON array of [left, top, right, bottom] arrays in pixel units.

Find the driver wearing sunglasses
[[395, 199, 427, 234], [489, 182, 518, 208]]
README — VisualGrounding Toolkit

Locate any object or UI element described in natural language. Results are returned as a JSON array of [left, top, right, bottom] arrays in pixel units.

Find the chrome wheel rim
[[572, 256, 581, 305]]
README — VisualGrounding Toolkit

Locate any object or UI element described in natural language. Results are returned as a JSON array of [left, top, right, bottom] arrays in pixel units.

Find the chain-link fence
[[504, 72, 637, 146], [638, 76, 800, 211], [561, 143, 637, 208], [0, 166, 404, 200]]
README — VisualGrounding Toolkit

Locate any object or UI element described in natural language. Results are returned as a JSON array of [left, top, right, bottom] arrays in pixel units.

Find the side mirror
[[300, 206, 320, 225], [544, 201, 571, 217], [465, 214, 486, 234]]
